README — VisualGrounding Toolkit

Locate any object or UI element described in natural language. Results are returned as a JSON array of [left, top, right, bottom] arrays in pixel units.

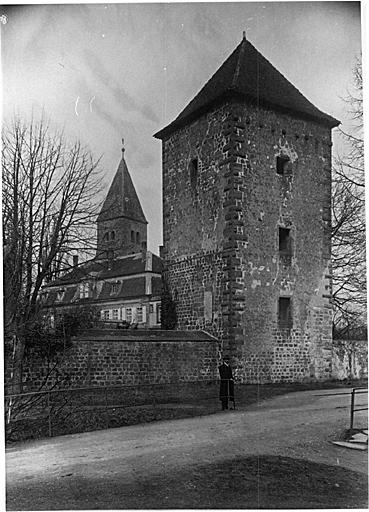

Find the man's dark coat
[[219, 362, 234, 401]]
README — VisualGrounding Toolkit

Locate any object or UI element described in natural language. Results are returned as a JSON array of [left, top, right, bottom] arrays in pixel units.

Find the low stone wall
[[332, 339, 368, 381], [15, 330, 220, 393]]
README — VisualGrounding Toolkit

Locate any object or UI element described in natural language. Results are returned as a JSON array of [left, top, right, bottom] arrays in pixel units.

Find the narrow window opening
[[276, 155, 291, 175], [103, 232, 109, 241], [136, 232, 140, 244], [278, 297, 292, 328], [131, 230, 135, 243], [111, 231, 115, 241], [189, 158, 198, 190], [279, 227, 292, 256], [136, 306, 143, 323]]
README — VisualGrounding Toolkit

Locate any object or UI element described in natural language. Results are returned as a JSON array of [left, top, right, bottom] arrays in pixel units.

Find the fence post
[[152, 385, 156, 420], [350, 389, 355, 430], [105, 386, 108, 429], [48, 391, 52, 437]]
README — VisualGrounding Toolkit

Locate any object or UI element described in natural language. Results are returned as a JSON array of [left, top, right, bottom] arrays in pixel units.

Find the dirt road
[[6, 387, 368, 509]]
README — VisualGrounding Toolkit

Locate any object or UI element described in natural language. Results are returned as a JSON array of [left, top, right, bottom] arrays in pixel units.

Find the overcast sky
[[1, 1, 362, 254]]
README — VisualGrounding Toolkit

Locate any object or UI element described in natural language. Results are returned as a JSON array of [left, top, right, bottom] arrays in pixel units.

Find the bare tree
[[332, 58, 366, 335], [2, 114, 102, 392]]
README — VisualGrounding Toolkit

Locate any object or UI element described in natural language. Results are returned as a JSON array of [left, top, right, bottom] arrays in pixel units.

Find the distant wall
[[10, 330, 219, 393], [332, 339, 368, 380]]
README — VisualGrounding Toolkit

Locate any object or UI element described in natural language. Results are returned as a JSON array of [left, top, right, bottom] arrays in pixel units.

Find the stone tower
[[155, 35, 340, 383], [96, 147, 147, 259]]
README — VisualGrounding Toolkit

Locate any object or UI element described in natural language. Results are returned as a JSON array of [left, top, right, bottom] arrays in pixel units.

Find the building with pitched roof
[[43, 147, 163, 328], [97, 145, 148, 259], [155, 34, 340, 382]]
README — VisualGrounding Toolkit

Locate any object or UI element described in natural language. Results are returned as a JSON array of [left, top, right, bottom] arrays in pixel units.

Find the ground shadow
[[7, 455, 368, 510]]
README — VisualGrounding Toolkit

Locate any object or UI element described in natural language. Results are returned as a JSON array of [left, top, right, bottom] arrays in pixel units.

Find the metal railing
[[315, 387, 368, 430], [4, 379, 229, 441], [350, 387, 368, 429]]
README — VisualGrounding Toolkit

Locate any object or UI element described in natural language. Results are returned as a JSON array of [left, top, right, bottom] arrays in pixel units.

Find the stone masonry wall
[[161, 98, 334, 383], [164, 252, 226, 342], [226, 102, 333, 383], [97, 217, 147, 258], [162, 105, 236, 352], [16, 334, 219, 393]]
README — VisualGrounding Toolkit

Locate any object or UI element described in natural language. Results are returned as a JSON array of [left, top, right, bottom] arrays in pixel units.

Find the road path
[[6, 387, 368, 509]]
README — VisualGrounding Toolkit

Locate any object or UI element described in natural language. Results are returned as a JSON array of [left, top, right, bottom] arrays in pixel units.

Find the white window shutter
[[132, 306, 137, 322]]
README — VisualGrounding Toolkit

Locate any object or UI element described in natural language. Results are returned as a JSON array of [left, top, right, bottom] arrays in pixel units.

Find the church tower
[[155, 35, 339, 383], [96, 146, 147, 259]]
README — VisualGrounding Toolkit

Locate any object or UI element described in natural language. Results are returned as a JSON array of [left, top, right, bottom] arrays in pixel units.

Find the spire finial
[[243, 30, 246, 40], [121, 137, 125, 153]]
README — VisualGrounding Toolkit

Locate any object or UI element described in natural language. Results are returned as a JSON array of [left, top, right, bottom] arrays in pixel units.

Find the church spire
[[98, 146, 147, 224], [96, 145, 147, 259]]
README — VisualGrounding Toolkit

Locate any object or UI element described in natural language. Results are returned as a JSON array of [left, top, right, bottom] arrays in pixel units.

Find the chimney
[[73, 255, 79, 267]]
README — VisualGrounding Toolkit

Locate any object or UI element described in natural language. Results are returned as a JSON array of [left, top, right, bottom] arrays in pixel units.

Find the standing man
[[219, 356, 235, 410]]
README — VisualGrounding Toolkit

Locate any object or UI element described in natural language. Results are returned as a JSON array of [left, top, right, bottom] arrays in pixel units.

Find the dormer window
[[276, 155, 291, 175], [79, 282, 90, 299], [104, 231, 115, 242], [56, 289, 65, 302], [110, 281, 120, 295]]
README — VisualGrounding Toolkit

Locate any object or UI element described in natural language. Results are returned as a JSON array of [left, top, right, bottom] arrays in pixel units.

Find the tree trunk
[[10, 333, 25, 394]]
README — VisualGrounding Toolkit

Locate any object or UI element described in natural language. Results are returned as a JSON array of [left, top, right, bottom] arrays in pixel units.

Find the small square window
[[278, 297, 292, 328]]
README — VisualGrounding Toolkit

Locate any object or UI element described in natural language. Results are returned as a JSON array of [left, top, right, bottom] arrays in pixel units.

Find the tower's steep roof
[[98, 153, 147, 224], [155, 36, 339, 139]]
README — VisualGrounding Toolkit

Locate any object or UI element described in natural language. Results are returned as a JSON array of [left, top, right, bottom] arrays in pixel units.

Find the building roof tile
[[46, 252, 163, 287], [98, 153, 147, 224], [155, 36, 339, 139]]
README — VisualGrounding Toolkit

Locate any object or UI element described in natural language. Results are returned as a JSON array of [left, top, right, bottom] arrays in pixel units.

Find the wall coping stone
[[74, 329, 219, 343]]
